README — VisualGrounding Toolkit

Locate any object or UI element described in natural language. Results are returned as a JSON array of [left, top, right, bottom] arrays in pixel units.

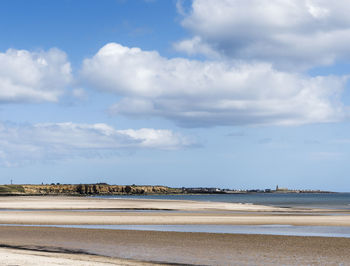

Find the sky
[[1, 0, 350, 191]]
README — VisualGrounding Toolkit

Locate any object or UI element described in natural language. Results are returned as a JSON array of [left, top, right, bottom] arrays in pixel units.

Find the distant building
[[183, 187, 222, 193], [276, 185, 288, 192]]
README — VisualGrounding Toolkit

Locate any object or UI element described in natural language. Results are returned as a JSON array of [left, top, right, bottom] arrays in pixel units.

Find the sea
[[94, 192, 350, 210]]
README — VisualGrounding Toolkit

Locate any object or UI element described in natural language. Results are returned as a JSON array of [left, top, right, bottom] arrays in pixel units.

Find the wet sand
[[1, 210, 350, 226], [1, 226, 350, 265], [0, 196, 350, 226], [1, 196, 350, 265]]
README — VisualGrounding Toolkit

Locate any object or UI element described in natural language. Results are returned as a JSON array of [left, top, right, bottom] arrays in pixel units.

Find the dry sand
[[0, 195, 292, 211], [0, 196, 350, 265], [0, 247, 158, 266]]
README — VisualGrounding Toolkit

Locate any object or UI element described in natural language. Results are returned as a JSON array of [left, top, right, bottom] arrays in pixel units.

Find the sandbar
[[0, 196, 349, 226], [1, 226, 350, 265]]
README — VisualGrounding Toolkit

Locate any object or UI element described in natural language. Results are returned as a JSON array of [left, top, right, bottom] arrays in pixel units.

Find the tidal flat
[[0, 196, 350, 265]]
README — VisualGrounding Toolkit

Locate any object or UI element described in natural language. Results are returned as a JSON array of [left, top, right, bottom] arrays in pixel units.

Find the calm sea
[[95, 193, 350, 209]]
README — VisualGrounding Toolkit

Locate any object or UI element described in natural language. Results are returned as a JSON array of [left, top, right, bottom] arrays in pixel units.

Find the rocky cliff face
[[19, 184, 179, 195]]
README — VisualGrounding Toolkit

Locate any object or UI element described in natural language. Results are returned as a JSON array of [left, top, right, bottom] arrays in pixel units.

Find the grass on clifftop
[[0, 185, 25, 194]]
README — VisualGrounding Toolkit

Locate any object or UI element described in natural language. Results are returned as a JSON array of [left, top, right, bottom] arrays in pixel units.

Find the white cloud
[[117, 128, 193, 149], [0, 48, 71, 103], [176, 0, 350, 69], [173, 36, 219, 58], [81, 43, 347, 127], [0, 121, 194, 166]]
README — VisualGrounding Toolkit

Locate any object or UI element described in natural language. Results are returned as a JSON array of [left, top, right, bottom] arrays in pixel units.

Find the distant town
[[181, 185, 333, 194]]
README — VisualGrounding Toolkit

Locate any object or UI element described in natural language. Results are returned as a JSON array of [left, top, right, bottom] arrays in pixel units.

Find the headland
[[0, 183, 333, 196]]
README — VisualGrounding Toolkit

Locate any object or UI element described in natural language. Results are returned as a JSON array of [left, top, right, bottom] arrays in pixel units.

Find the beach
[[1, 226, 350, 265], [0, 196, 350, 265], [0, 245, 156, 266]]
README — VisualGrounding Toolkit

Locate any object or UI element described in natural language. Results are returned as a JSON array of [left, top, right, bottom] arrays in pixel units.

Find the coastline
[[0, 196, 350, 226], [1, 226, 350, 265], [0, 183, 335, 196], [1, 196, 350, 265]]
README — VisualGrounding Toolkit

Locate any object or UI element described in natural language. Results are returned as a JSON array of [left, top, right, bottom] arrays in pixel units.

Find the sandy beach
[[0, 195, 293, 211], [0, 196, 349, 226], [1, 226, 350, 265], [0, 196, 350, 265], [0, 246, 158, 266]]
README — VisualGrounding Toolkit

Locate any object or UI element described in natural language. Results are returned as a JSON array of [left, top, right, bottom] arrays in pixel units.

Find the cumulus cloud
[[175, 0, 350, 69], [81, 43, 347, 127], [0, 121, 194, 166], [0, 48, 71, 103]]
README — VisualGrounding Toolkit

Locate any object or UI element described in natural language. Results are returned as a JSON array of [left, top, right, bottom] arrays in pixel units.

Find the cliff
[[0, 184, 180, 195]]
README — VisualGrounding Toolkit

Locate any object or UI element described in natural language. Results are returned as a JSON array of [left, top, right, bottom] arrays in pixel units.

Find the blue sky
[[1, 0, 350, 191]]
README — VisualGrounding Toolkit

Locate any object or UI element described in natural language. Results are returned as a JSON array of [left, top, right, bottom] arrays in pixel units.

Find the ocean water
[[94, 193, 350, 210]]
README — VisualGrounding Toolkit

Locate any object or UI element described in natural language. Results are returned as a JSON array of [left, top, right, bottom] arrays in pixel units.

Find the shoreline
[[0, 183, 336, 196], [1, 196, 350, 264], [1, 226, 350, 265], [0, 196, 350, 227], [0, 191, 339, 196]]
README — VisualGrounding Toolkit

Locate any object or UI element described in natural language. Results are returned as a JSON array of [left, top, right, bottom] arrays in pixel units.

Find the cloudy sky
[[1, 0, 350, 191]]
